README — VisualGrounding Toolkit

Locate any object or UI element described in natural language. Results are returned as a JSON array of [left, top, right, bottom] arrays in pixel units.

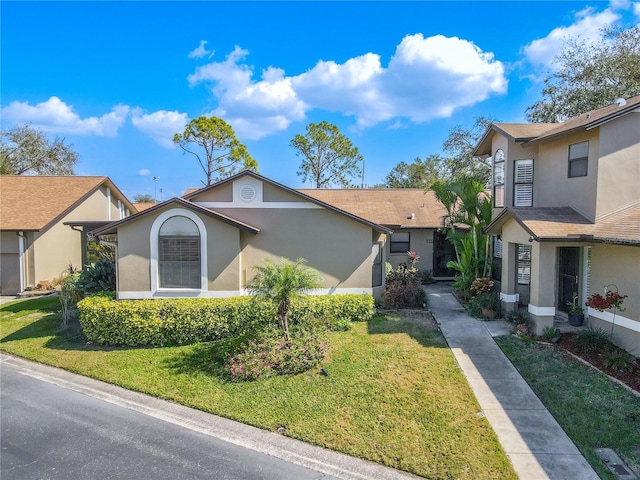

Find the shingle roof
[[486, 205, 640, 245], [527, 95, 640, 144], [297, 189, 447, 228], [474, 95, 640, 155], [132, 202, 156, 212], [1, 175, 111, 231], [183, 171, 393, 234], [93, 197, 261, 236]]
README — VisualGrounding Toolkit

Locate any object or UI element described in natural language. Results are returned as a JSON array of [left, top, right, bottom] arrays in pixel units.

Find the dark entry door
[[433, 231, 456, 277], [558, 247, 580, 313]]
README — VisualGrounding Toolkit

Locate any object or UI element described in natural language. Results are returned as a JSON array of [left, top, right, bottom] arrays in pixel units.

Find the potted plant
[[567, 293, 584, 326]]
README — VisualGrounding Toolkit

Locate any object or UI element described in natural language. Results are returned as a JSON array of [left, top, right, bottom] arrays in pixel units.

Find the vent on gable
[[239, 184, 256, 202]]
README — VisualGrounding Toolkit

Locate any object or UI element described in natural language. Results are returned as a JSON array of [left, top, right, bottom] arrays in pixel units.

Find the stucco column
[[499, 241, 518, 314], [528, 242, 556, 335]]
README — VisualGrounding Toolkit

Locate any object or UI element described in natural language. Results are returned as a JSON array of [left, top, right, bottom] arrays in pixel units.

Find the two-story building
[[474, 96, 640, 354]]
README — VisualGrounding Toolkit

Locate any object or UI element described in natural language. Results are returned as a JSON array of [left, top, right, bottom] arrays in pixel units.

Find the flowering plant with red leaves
[[585, 291, 627, 312], [407, 251, 420, 269]]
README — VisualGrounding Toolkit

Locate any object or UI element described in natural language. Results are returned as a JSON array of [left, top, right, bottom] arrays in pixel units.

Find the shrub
[[419, 269, 435, 285], [78, 293, 374, 346], [603, 349, 637, 373], [227, 329, 328, 381], [571, 328, 614, 354], [467, 291, 502, 319], [380, 268, 426, 309], [470, 277, 493, 297], [542, 326, 560, 340], [75, 247, 116, 293]]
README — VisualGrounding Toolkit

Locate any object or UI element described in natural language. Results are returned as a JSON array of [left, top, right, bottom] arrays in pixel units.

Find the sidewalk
[[425, 282, 599, 480]]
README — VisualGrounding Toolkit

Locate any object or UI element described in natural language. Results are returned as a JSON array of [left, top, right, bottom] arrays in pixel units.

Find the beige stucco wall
[[596, 113, 640, 219], [589, 244, 640, 355], [386, 228, 435, 273], [31, 188, 123, 283], [188, 182, 233, 202], [116, 205, 242, 293], [535, 130, 599, 220], [223, 207, 374, 290], [263, 183, 306, 202]]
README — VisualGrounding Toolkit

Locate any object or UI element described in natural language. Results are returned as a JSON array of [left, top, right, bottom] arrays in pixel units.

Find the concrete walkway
[[425, 283, 600, 480]]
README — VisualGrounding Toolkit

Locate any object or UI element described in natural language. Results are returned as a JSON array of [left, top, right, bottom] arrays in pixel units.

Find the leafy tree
[[0, 124, 78, 175], [431, 179, 492, 296], [527, 26, 640, 123], [173, 116, 257, 185], [384, 155, 448, 189], [133, 194, 155, 203], [247, 258, 321, 340], [291, 121, 363, 188], [441, 116, 496, 186]]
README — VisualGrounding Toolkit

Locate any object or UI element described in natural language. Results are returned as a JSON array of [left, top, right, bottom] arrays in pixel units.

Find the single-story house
[[93, 171, 392, 299], [0, 175, 135, 294]]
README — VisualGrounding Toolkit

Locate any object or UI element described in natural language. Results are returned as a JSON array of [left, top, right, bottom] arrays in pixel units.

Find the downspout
[[106, 188, 112, 221], [17, 232, 25, 292]]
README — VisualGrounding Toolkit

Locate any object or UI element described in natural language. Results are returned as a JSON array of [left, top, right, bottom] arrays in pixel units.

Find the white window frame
[[493, 149, 505, 207], [150, 208, 208, 293], [568, 141, 588, 178]]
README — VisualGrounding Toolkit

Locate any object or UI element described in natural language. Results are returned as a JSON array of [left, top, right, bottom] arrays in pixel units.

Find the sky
[[2, 1, 639, 201]]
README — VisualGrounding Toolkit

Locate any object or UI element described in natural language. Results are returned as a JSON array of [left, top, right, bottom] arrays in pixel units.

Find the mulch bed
[[542, 333, 640, 394]]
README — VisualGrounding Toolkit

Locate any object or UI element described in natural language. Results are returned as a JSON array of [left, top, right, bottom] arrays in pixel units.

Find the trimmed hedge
[[78, 293, 374, 346]]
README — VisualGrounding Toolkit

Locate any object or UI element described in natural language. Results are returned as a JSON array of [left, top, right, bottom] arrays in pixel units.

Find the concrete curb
[[0, 352, 420, 480]]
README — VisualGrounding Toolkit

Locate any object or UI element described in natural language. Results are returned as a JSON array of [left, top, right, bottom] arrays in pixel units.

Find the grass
[[496, 335, 640, 480], [0, 296, 516, 480]]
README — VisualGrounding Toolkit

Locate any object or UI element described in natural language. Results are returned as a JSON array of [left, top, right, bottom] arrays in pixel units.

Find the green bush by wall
[[78, 293, 374, 346]]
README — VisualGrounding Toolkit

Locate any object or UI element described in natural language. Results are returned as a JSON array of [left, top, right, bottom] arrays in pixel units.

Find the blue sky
[[2, 1, 639, 200]]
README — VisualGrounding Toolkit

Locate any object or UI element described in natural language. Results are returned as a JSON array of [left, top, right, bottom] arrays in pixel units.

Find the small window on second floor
[[390, 232, 410, 253], [569, 141, 588, 178], [493, 149, 505, 207], [513, 159, 533, 207]]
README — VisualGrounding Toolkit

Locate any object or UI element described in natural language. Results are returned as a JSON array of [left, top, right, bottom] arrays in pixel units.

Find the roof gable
[[93, 197, 260, 236], [183, 171, 393, 234], [0, 175, 134, 231]]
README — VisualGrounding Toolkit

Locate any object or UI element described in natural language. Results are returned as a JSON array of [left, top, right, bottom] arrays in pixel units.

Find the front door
[[433, 231, 456, 277], [558, 247, 580, 313]]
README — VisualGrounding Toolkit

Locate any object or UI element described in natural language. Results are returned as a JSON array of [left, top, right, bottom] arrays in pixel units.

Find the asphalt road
[[0, 364, 336, 480]]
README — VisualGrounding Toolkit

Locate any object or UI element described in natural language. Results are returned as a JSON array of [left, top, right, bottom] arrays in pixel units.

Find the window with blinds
[[513, 159, 533, 207], [517, 244, 531, 285], [158, 216, 201, 289], [390, 232, 410, 253], [569, 141, 588, 178], [493, 149, 505, 207]]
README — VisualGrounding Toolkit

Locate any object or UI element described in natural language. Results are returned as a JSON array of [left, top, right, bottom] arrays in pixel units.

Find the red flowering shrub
[[470, 277, 494, 297], [585, 291, 627, 312]]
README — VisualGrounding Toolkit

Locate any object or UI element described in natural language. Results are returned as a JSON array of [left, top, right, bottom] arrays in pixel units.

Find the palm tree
[[247, 258, 322, 340]]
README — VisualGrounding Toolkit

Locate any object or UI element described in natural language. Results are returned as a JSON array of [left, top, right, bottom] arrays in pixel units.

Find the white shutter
[[494, 236, 502, 258], [514, 159, 533, 207]]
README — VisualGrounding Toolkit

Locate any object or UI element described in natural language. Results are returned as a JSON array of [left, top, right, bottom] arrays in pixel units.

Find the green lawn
[[0, 296, 515, 480], [496, 336, 640, 480]]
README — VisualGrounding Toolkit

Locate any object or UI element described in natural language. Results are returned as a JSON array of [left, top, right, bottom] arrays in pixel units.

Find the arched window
[[158, 216, 200, 289], [493, 149, 505, 207]]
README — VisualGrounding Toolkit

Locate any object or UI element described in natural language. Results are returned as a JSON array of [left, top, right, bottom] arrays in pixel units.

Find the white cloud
[[188, 40, 213, 59], [131, 108, 188, 148], [188, 36, 506, 138], [523, 7, 620, 68], [634, 2, 640, 17], [1, 96, 128, 136], [138, 169, 151, 176]]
